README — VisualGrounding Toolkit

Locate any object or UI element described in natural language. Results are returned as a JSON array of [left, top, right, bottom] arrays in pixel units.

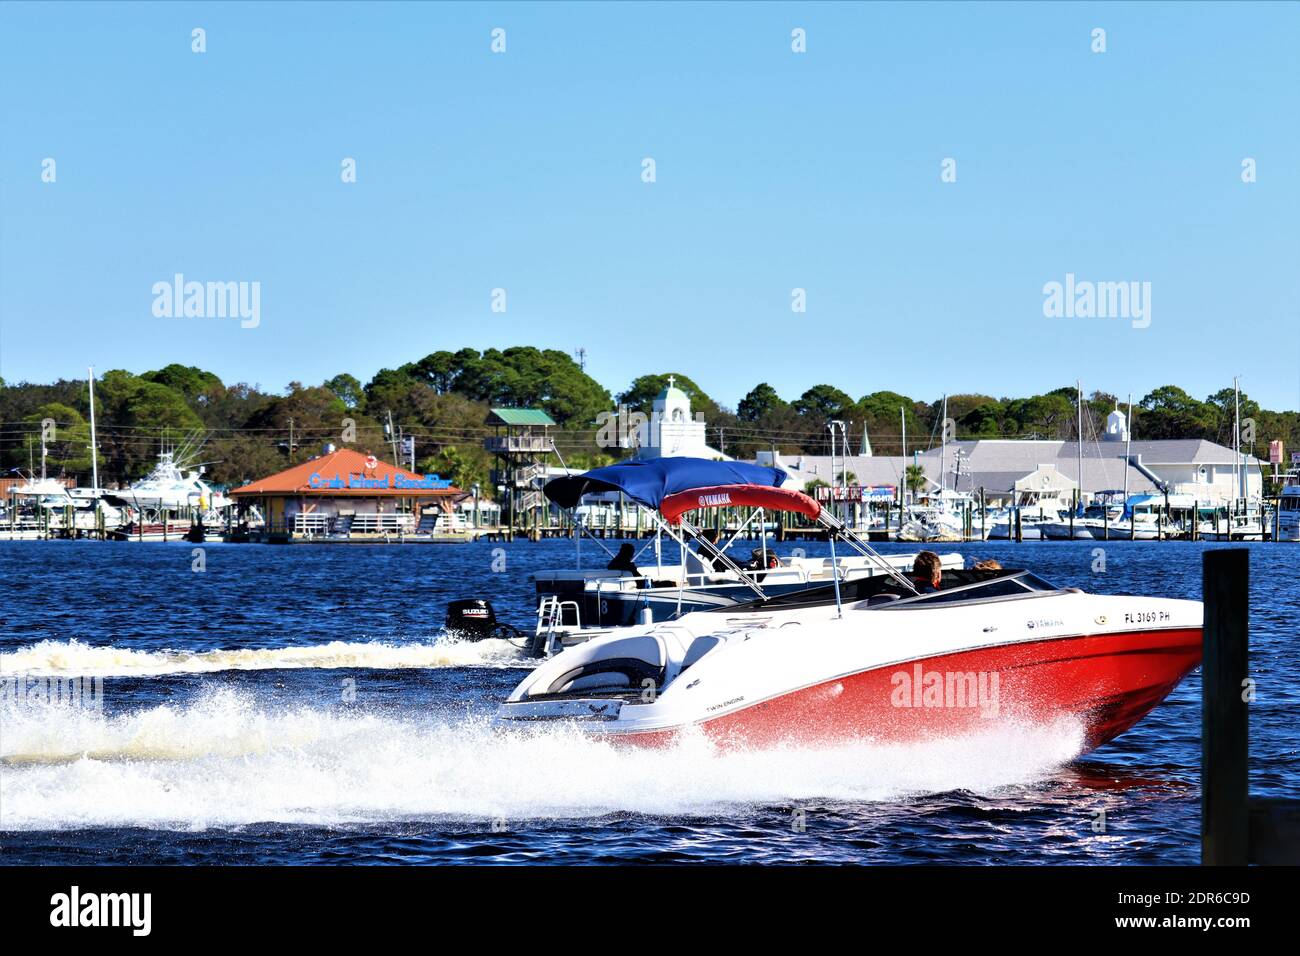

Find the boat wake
[[0, 637, 527, 677], [0, 686, 1087, 831]]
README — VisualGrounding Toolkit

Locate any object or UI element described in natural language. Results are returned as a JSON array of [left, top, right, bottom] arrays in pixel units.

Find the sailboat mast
[[900, 406, 907, 509], [940, 394, 947, 495], [1123, 393, 1132, 504], [1234, 377, 1243, 500], [1077, 381, 1084, 510], [88, 366, 99, 491]]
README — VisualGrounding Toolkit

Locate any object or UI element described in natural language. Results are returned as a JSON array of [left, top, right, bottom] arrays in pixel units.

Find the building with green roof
[[484, 408, 556, 530]]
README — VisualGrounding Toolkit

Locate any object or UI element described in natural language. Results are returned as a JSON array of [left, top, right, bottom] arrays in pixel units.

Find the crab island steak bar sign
[[308, 471, 454, 491]]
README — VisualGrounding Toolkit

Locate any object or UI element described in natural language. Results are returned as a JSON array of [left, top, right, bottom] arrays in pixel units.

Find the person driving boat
[[911, 550, 944, 593], [606, 543, 639, 575], [685, 528, 726, 577]]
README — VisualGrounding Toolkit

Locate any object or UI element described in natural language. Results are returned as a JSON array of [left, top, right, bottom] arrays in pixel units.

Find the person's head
[[615, 543, 635, 559], [701, 528, 719, 543], [973, 558, 1002, 571], [912, 550, 943, 587]]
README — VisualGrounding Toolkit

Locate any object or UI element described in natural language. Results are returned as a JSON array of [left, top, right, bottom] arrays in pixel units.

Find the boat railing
[[536, 595, 584, 652]]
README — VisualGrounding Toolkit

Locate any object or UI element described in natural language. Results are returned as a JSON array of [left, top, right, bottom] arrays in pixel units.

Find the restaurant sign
[[308, 472, 454, 490], [815, 484, 898, 502]]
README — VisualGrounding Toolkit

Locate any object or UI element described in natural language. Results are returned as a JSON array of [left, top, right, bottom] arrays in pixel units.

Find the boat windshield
[[716, 568, 1059, 613], [887, 570, 1058, 606]]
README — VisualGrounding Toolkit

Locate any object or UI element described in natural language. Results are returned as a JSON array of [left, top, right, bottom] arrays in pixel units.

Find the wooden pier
[[1201, 548, 1300, 864]]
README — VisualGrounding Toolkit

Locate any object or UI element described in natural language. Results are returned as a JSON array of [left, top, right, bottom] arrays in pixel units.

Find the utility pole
[[288, 418, 295, 462], [385, 410, 399, 464], [829, 419, 848, 522]]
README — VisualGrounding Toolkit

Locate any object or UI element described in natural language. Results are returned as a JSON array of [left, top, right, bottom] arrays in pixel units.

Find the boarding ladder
[[536, 595, 582, 657]]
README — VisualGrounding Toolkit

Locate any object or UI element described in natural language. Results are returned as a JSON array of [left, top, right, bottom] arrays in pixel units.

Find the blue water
[[1, 539, 1295, 864]]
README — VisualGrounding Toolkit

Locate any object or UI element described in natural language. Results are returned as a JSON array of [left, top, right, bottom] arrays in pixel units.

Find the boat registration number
[[1124, 609, 1172, 625]]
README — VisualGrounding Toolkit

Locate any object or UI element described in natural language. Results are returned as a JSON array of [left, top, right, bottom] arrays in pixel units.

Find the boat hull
[[604, 627, 1201, 753]]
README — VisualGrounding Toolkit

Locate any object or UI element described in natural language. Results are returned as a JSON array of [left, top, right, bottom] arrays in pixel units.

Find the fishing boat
[[525, 458, 962, 655], [895, 490, 971, 542], [102, 446, 231, 519], [1278, 471, 1300, 542], [8, 473, 75, 510], [497, 481, 1203, 751], [985, 502, 1068, 540], [1040, 492, 1137, 540], [1191, 504, 1271, 542]]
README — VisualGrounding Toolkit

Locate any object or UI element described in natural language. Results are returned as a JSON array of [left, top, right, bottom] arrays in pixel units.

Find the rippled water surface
[[1, 538, 1295, 864]]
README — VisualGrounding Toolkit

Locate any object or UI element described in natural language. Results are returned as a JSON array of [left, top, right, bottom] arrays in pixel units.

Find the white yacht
[[1278, 472, 1300, 542], [103, 450, 231, 518], [985, 500, 1068, 540]]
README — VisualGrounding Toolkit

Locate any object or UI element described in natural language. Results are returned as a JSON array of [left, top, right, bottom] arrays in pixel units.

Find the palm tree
[[904, 464, 928, 500], [420, 445, 483, 490]]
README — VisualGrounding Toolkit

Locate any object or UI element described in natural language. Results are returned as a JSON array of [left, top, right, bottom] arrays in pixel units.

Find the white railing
[[292, 513, 334, 535], [348, 513, 415, 535], [484, 435, 552, 454]]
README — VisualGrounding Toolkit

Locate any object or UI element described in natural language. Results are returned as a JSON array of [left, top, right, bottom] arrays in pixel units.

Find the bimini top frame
[[543, 457, 919, 612]]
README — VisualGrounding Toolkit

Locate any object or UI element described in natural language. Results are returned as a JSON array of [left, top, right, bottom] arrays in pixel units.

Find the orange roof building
[[229, 448, 466, 541]]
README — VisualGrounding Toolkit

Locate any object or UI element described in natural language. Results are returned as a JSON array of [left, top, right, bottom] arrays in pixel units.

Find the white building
[[636, 377, 726, 460], [758, 434, 1265, 507]]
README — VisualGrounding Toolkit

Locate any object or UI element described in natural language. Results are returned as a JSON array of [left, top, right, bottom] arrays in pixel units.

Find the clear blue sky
[[2, 1, 1297, 411]]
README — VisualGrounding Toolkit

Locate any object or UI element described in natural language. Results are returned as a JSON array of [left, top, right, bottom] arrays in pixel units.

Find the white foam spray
[[0, 686, 1086, 831], [0, 637, 526, 677]]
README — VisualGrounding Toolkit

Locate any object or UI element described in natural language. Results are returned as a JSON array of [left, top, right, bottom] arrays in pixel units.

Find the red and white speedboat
[[498, 462, 1202, 752]]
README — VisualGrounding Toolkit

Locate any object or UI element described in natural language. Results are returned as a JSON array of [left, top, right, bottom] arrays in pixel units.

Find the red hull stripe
[[617, 627, 1202, 753]]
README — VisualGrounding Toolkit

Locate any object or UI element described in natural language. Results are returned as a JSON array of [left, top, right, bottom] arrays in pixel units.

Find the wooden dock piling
[[1202, 549, 1250, 865], [1201, 547, 1300, 865]]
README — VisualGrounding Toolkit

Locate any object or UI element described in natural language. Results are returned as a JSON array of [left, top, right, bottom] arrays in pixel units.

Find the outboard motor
[[446, 599, 537, 653], [445, 599, 500, 639]]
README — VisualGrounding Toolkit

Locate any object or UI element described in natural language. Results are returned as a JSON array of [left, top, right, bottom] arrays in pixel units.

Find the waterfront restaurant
[[229, 447, 466, 541]]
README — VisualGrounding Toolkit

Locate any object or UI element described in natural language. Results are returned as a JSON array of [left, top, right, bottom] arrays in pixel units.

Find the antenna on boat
[[1123, 393, 1132, 509], [1077, 381, 1084, 513], [87, 366, 99, 492]]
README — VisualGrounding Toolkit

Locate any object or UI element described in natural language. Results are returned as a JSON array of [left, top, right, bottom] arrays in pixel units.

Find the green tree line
[[2, 352, 1295, 493]]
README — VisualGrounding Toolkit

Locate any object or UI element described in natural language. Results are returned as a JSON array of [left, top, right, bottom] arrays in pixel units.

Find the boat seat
[[538, 634, 667, 697], [546, 657, 664, 696], [681, 635, 721, 670], [864, 593, 902, 607]]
